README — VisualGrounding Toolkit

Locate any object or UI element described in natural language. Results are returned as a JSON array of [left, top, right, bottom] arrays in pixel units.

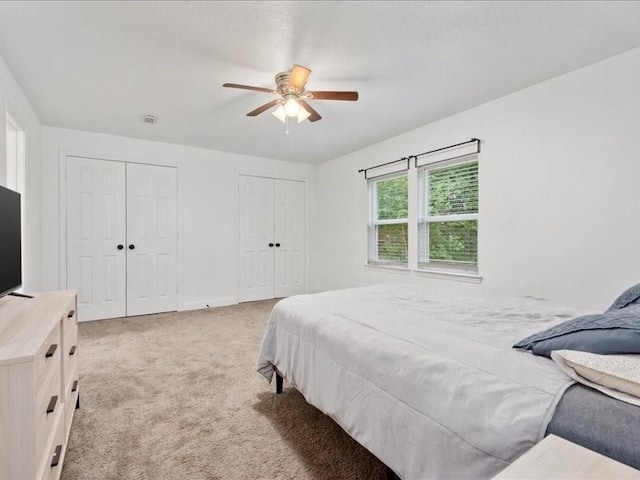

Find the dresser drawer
[[35, 358, 61, 416], [34, 321, 62, 385], [40, 412, 65, 480], [34, 366, 62, 465]]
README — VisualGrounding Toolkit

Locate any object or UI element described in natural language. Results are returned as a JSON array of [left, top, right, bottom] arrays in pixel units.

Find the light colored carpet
[[60, 300, 386, 480]]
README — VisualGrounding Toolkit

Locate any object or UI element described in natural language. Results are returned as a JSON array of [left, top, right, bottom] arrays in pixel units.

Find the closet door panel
[[126, 163, 178, 316], [67, 157, 126, 321], [238, 175, 275, 302], [274, 179, 306, 298]]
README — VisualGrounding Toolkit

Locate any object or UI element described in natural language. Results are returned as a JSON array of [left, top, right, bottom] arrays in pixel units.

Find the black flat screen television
[[0, 184, 21, 298]]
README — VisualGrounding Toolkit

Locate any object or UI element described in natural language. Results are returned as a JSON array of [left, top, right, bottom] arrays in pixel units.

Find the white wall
[[41, 127, 315, 309], [0, 56, 42, 292], [310, 47, 640, 310]]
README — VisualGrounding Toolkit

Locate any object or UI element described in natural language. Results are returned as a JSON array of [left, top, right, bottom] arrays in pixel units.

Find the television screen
[[0, 185, 21, 297]]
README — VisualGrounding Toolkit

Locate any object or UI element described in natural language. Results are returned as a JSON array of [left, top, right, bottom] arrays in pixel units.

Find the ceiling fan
[[223, 65, 358, 123]]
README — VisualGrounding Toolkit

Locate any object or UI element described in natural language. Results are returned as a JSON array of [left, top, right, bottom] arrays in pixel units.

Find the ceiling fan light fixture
[[284, 96, 301, 117], [272, 105, 287, 123], [297, 106, 311, 123], [223, 64, 358, 124]]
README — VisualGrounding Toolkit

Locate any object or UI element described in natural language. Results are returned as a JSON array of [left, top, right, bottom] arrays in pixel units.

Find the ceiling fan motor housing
[[276, 71, 301, 95]]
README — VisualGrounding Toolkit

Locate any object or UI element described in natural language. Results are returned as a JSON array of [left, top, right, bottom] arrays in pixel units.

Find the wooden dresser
[[0, 291, 79, 480]]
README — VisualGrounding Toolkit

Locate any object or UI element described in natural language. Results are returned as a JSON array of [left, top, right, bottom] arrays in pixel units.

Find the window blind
[[368, 172, 408, 266], [418, 159, 478, 273]]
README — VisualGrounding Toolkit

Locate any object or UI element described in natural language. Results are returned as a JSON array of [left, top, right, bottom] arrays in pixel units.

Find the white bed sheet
[[257, 284, 592, 479]]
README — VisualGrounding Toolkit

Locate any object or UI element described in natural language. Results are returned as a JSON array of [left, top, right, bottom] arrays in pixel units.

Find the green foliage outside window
[[370, 162, 478, 267], [375, 176, 408, 263], [429, 162, 478, 216], [377, 224, 408, 263], [377, 176, 408, 220], [428, 221, 477, 264], [426, 161, 478, 266]]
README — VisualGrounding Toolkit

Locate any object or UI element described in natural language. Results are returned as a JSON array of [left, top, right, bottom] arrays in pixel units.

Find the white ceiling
[[0, 1, 640, 164]]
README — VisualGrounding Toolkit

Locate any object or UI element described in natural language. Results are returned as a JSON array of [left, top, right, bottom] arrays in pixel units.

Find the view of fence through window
[[375, 175, 408, 263]]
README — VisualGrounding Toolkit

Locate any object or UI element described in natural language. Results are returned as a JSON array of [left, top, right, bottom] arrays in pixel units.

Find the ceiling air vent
[[144, 114, 157, 124]]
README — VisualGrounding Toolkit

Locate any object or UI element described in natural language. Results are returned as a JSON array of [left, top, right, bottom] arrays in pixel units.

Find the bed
[[256, 284, 640, 479]]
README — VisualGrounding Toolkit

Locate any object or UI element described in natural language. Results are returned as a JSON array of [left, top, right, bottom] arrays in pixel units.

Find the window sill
[[414, 269, 482, 283], [364, 264, 411, 275]]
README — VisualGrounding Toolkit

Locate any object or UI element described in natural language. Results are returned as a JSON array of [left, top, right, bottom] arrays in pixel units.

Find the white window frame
[[5, 111, 26, 290], [417, 155, 479, 275], [367, 171, 409, 268], [6, 113, 25, 193]]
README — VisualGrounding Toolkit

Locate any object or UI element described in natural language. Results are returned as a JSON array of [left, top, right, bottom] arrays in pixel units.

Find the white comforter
[[257, 284, 591, 479]]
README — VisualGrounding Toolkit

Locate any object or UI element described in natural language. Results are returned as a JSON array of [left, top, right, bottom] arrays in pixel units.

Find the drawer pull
[[68, 310, 75, 318], [45, 344, 57, 358], [51, 444, 62, 467], [46, 395, 58, 414], [71, 380, 78, 393], [69, 345, 77, 356]]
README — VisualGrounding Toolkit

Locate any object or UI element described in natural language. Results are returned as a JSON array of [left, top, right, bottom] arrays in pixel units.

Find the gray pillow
[[513, 306, 640, 358], [607, 282, 640, 312]]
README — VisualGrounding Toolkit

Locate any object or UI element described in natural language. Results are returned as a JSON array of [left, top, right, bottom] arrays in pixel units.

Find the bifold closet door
[[67, 157, 127, 321], [67, 158, 178, 321], [238, 175, 306, 302], [238, 175, 275, 302], [126, 163, 178, 316]]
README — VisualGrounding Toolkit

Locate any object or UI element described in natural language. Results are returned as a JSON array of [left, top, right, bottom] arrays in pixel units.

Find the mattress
[[548, 384, 640, 470], [257, 284, 593, 479]]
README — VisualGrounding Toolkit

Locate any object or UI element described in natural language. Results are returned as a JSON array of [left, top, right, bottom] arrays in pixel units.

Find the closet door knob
[[268, 243, 274, 247], [128, 244, 135, 250], [275, 243, 281, 247], [117, 244, 124, 250]]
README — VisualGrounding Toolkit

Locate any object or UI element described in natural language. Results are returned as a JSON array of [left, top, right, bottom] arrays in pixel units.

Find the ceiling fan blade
[[247, 100, 281, 117], [223, 83, 274, 94], [298, 100, 322, 122], [289, 65, 312, 91], [308, 91, 359, 101]]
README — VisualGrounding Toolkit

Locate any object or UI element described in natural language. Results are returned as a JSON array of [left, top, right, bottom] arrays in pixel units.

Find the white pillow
[[551, 350, 640, 406]]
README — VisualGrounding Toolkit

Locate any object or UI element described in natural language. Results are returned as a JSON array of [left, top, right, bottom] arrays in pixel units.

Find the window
[[418, 159, 478, 273], [368, 173, 408, 267], [5, 113, 25, 289], [6, 114, 24, 192]]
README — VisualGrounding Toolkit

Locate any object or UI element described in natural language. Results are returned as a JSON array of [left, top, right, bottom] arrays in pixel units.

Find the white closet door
[[126, 163, 178, 316], [67, 157, 126, 321], [274, 179, 306, 298], [238, 175, 275, 302]]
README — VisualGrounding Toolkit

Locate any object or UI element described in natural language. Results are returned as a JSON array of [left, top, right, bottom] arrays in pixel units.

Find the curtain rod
[[412, 138, 480, 168], [358, 138, 480, 178], [412, 138, 480, 160]]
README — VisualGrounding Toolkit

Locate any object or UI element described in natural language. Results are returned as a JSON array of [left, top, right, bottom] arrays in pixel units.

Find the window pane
[[377, 175, 408, 220], [428, 220, 477, 264], [377, 223, 408, 263], [429, 162, 478, 216]]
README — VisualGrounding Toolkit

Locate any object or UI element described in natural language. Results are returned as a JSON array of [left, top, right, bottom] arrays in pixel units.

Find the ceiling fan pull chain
[[285, 116, 290, 135]]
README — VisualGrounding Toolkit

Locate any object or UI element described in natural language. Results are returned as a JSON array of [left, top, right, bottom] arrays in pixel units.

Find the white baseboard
[[180, 297, 238, 311]]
